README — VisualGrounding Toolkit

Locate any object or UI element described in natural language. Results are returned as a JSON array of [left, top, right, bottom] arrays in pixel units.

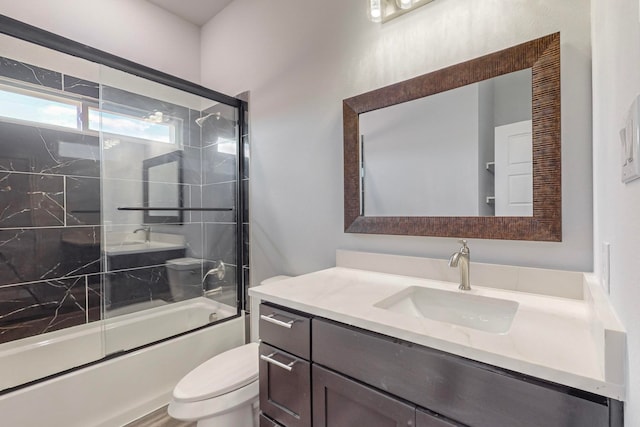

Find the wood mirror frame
[[343, 33, 561, 241]]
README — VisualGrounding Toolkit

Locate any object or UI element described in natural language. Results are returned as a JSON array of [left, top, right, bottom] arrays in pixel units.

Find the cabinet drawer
[[260, 303, 310, 359], [313, 319, 609, 427], [313, 365, 415, 427], [259, 343, 311, 427]]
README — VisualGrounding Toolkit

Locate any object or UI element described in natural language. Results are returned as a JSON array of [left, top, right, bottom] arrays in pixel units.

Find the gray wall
[[360, 83, 480, 217], [201, 0, 593, 285]]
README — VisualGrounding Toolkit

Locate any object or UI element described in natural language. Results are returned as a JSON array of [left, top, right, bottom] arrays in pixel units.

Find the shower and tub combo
[[0, 15, 252, 427]]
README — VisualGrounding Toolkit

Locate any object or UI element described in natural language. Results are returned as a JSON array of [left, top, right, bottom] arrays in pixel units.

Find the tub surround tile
[[200, 109, 237, 148], [102, 86, 190, 122], [188, 186, 203, 223], [202, 182, 236, 222], [182, 146, 202, 186], [188, 109, 202, 148], [181, 223, 204, 259], [104, 265, 174, 310], [0, 276, 88, 344], [203, 223, 236, 266], [0, 227, 100, 286], [0, 122, 100, 177], [203, 143, 237, 185], [86, 274, 101, 323], [63, 75, 99, 99], [0, 56, 62, 90], [65, 176, 101, 226], [0, 172, 64, 227]]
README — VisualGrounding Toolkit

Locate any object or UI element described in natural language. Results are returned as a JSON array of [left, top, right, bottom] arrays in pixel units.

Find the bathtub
[[0, 297, 244, 427]]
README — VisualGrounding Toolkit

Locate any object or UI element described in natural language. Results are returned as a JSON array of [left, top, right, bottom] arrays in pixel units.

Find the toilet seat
[[168, 379, 259, 421], [173, 342, 259, 403]]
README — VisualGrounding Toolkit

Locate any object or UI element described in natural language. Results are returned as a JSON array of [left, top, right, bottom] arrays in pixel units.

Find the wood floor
[[123, 406, 195, 427]]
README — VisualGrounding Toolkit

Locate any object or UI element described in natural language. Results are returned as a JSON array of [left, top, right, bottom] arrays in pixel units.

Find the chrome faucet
[[133, 226, 151, 243], [449, 239, 471, 291]]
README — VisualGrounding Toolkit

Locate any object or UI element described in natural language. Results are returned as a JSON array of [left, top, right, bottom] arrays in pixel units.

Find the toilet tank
[[166, 257, 204, 301]]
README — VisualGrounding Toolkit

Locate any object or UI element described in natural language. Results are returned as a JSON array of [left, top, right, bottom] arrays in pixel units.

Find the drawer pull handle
[[260, 352, 297, 372], [260, 313, 295, 329]]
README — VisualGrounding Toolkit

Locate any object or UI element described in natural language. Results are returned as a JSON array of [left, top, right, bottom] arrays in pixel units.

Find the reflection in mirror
[[143, 151, 183, 223], [360, 69, 532, 217]]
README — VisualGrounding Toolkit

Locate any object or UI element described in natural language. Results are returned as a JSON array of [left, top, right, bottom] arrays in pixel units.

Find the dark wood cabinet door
[[313, 319, 610, 427], [416, 409, 463, 427], [313, 365, 415, 427], [260, 413, 283, 427], [260, 343, 311, 427]]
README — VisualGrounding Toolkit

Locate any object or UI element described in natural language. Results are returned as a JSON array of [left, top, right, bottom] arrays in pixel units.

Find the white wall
[[592, 0, 640, 422], [201, 0, 593, 283], [0, 0, 201, 82]]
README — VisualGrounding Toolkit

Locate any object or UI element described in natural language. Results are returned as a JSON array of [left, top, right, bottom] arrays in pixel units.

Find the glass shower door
[[98, 65, 241, 355]]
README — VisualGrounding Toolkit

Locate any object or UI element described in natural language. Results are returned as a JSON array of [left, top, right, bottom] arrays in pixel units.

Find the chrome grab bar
[[260, 313, 295, 329], [260, 352, 297, 372]]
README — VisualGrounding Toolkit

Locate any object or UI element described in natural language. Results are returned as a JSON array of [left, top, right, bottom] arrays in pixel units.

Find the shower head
[[195, 112, 220, 127]]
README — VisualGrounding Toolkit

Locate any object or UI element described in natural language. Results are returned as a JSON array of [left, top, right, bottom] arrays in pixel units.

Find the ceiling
[[147, 0, 234, 26]]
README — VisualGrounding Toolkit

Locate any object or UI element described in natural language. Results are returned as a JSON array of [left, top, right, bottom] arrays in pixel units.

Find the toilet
[[166, 257, 204, 301], [168, 276, 292, 426], [168, 342, 260, 427]]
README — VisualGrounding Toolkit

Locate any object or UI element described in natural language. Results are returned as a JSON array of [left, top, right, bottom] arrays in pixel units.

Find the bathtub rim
[[0, 301, 242, 396]]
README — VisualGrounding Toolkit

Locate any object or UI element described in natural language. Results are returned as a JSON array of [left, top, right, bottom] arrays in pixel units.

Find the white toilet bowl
[[168, 342, 259, 427]]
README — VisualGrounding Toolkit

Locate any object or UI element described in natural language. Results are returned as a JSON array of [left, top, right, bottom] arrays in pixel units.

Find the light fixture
[[368, 0, 382, 23], [368, 0, 435, 23]]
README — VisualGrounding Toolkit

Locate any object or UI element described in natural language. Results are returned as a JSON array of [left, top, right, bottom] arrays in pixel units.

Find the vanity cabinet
[[259, 304, 312, 427], [313, 364, 456, 427], [258, 303, 622, 427]]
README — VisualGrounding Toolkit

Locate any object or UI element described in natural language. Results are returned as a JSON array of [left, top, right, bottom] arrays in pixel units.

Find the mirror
[[343, 33, 561, 241], [360, 69, 532, 217], [142, 151, 183, 224]]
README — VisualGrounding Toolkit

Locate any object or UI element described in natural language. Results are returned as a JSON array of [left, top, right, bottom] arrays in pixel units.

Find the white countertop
[[249, 255, 626, 400]]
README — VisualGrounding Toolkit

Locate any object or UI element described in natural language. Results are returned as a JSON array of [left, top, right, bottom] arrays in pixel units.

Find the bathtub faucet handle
[[202, 260, 226, 284]]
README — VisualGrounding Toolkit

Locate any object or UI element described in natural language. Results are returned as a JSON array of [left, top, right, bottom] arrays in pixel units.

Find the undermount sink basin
[[374, 286, 519, 334]]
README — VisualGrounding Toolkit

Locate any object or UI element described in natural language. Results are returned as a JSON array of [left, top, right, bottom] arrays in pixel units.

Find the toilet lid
[[173, 342, 259, 403]]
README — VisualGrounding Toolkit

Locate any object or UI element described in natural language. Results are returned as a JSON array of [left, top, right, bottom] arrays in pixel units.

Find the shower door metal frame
[[0, 12, 248, 338]]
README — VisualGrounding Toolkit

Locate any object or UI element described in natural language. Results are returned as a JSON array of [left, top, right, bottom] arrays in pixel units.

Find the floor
[[124, 406, 195, 427]]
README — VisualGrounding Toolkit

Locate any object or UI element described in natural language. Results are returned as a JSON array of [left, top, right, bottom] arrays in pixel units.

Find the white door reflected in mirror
[[494, 120, 533, 216]]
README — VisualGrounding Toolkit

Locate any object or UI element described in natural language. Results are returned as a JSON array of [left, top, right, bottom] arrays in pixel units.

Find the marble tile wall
[[0, 55, 248, 347], [0, 57, 102, 344]]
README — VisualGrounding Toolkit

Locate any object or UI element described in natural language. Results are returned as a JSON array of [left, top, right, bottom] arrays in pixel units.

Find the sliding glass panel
[[99, 65, 240, 355], [0, 33, 105, 391], [0, 27, 244, 391]]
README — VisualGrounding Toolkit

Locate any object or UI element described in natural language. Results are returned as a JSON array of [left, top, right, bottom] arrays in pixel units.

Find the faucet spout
[[133, 226, 151, 243], [448, 251, 461, 267], [449, 240, 471, 291]]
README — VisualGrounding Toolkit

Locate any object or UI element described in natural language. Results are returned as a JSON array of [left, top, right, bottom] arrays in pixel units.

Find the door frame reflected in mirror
[[343, 33, 561, 241]]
